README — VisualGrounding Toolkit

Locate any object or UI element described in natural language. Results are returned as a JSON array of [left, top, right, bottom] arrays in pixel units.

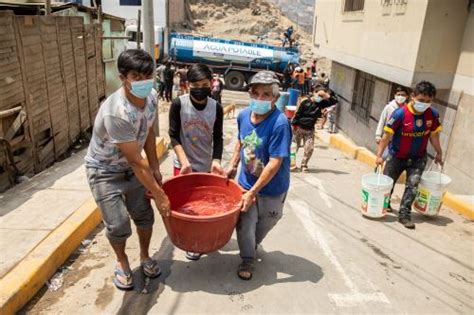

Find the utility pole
[[164, 0, 170, 58], [137, 9, 141, 49], [142, 0, 155, 57], [142, 0, 159, 135], [45, 0, 51, 15]]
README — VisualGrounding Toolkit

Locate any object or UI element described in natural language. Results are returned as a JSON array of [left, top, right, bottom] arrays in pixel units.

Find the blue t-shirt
[[237, 108, 292, 196]]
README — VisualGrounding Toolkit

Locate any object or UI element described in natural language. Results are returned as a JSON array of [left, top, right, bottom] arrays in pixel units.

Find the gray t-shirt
[[173, 94, 217, 172], [85, 88, 157, 172]]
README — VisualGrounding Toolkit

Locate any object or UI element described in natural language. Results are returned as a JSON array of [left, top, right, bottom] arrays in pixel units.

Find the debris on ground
[[45, 267, 71, 291], [81, 239, 92, 247]]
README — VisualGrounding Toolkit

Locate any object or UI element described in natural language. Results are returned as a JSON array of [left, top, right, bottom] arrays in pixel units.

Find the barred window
[[351, 70, 374, 121], [344, 0, 365, 12]]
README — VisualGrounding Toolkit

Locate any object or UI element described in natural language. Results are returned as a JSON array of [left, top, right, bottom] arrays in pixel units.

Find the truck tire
[[225, 71, 246, 91], [246, 74, 255, 84]]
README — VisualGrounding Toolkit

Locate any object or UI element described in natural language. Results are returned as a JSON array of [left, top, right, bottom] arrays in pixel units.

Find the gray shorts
[[86, 167, 154, 243]]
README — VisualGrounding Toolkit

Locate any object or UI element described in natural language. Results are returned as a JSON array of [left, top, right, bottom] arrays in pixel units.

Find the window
[[351, 70, 374, 121], [344, 0, 365, 12], [128, 31, 143, 42], [120, 0, 141, 6]]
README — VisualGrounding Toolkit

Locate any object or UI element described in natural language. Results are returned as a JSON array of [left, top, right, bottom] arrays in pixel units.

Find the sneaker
[[399, 217, 415, 229], [185, 251, 202, 261], [387, 205, 393, 213]]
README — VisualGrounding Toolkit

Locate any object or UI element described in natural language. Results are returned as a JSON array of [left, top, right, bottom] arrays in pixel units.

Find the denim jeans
[[383, 155, 427, 219]]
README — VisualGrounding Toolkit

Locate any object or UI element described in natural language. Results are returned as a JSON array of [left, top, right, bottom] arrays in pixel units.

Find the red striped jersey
[[384, 103, 442, 159]]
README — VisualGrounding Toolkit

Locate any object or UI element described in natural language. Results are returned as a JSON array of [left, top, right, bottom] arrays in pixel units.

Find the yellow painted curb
[[355, 148, 376, 166], [0, 200, 101, 315], [329, 134, 358, 159], [442, 192, 474, 221], [0, 138, 169, 314]]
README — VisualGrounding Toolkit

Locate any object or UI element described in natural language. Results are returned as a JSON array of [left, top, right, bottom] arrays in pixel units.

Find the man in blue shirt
[[226, 71, 292, 280]]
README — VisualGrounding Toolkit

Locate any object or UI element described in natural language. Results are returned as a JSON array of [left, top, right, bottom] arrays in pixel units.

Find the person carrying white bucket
[[375, 81, 444, 229], [361, 167, 394, 218]]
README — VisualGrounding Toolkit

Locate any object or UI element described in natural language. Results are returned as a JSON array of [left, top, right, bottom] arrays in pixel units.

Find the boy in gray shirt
[[85, 49, 170, 290]]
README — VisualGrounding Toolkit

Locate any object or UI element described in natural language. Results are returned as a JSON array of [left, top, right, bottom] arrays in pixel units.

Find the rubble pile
[[188, 0, 319, 66]]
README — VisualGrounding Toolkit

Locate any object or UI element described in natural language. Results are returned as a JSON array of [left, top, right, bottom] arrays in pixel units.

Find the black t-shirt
[[292, 96, 337, 130], [163, 67, 175, 83]]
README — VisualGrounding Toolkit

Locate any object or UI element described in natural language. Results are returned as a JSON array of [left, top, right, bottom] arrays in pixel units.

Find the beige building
[[313, 0, 474, 195]]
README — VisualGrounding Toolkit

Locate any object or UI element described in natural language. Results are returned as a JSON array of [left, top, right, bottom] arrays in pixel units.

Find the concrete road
[[222, 89, 250, 107], [24, 108, 474, 315]]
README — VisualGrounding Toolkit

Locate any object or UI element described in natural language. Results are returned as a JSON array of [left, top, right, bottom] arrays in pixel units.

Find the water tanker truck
[[168, 32, 300, 90]]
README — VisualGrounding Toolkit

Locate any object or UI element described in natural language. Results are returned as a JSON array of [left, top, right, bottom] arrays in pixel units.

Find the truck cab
[[125, 25, 165, 61]]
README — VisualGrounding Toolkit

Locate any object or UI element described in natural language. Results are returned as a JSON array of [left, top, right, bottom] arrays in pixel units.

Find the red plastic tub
[[147, 173, 243, 253]]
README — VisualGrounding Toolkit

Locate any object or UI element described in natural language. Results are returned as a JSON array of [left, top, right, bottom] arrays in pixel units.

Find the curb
[[329, 134, 358, 159], [442, 192, 474, 220], [0, 137, 168, 315], [320, 132, 473, 221]]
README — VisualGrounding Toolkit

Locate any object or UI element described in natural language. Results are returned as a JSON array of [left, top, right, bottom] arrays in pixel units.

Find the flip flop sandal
[[141, 258, 162, 278], [237, 262, 254, 281], [113, 266, 133, 290], [185, 251, 202, 261]]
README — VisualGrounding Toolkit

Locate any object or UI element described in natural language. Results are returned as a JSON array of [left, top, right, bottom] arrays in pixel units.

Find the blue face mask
[[413, 101, 431, 113], [129, 79, 154, 98], [314, 96, 323, 103], [249, 99, 272, 115]]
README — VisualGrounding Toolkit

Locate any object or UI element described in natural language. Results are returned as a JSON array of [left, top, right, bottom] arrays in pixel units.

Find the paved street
[[21, 103, 474, 315]]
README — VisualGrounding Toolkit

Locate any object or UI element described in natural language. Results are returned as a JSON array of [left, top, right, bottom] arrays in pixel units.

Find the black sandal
[[237, 262, 254, 281]]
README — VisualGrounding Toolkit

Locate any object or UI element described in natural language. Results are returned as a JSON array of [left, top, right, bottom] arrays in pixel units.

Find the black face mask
[[190, 87, 211, 102]]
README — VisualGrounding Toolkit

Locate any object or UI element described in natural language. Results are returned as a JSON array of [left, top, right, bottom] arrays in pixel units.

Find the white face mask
[[413, 101, 431, 113], [394, 95, 406, 104]]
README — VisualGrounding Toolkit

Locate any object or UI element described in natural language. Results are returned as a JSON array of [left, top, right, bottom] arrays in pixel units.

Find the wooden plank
[[72, 22, 91, 131], [0, 106, 21, 119], [5, 110, 26, 140], [12, 14, 36, 172], [0, 55, 21, 67], [0, 78, 24, 93], [56, 17, 80, 143], [0, 46, 19, 57], [0, 94, 24, 112], [0, 29, 16, 38], [94, 25, 105, 99], [0, 85, 23, 104], [0, 40, 18, 50], [17, 15, 54, 171], [85, 28, 98, 124], [9, 134, 26, 150]]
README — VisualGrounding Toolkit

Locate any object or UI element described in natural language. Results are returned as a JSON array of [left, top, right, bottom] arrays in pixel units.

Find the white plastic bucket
[[413, 170, 451, 216], [361, 172, 393, 218]]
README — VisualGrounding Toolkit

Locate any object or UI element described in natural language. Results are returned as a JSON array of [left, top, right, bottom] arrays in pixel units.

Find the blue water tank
[[169, 33, 299, 73], [288, 88, 300, 106]]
